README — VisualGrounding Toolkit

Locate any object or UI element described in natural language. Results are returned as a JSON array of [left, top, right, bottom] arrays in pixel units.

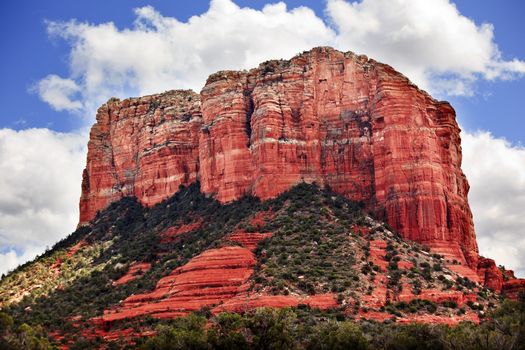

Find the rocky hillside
[[0, 183, 516, 348], [1, 47, 525, 348]]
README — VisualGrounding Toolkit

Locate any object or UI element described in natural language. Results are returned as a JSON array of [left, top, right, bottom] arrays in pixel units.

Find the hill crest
[[0, 184, 512, 345]]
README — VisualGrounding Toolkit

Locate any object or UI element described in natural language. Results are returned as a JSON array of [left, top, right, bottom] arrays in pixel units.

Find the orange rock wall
[[79, 90, 202, 224], [80, 47, 477, 268], [502, 279, 525, 300], [477, 257, 504, 292], [200, 47, 477, 267]]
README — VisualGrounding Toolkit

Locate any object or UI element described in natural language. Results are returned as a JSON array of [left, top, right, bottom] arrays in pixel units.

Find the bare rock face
[[199, 47, 477, 267], [79, 90, 202, 224], [477, 257, 504, 292], [80, 47, 477, 269], [502, 279, 525, 300]]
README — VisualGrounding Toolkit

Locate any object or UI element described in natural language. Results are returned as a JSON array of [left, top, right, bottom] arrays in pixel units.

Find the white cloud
[[0, 247, 43, 277], [462, 131, 525, 277], [0, 128, 87, 275], [326, 0, 525, 96], [34, 74, 83, 112], [44, 0, 334, 118], [36, 0, 525, 117]]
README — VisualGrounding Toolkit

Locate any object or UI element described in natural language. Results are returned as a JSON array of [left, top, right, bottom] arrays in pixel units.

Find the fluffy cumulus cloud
[[34, 74, 83, 112], [462, 132, 525, 277], [42, 0, 334, 117], [36, 0, 525, 118], [0, 247, 44, 277], [0, 128, 87, 275], [326, 0, 525, 95]]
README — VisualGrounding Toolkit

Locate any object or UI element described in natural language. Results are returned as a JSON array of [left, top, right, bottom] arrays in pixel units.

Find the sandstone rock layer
[[100, 231, 336, 323], [79, 90, 202, 224], [80, 47, 477, 269]]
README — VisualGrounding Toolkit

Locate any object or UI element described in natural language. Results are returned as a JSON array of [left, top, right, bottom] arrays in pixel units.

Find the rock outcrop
[[80, 47, 478, 272], [99, 231, 336, 323], [113, 262, 152, 286], [79, 90, 202, 224], [101, 246, 257, 322], [502, 279, 525, 300], [477, 257, 504, 292]]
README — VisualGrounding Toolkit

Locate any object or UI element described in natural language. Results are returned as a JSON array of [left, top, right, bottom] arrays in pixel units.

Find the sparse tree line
[[137, 296, 525, 350], [3, 293, 522, 349]]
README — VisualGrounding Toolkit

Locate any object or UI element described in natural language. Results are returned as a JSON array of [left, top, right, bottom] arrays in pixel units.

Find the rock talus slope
[[80, 47, 480, 274]]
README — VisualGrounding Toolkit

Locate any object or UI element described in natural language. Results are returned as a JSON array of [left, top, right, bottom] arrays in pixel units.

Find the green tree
[[307, 321, 369, 350], [0, 312, 14, 336], [246, 308, 297, 350], [384, 324, 444, 350], [141, 314, 208, 350], [208, 313, 248, 350]]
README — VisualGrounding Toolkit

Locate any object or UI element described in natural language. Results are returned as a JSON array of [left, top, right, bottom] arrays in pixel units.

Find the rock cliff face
[[79, 90, 202, 224], [80, 47, 477, 269]]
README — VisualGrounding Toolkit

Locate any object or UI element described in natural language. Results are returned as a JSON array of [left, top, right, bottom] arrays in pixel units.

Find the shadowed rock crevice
[[244, 89, 254, 147]]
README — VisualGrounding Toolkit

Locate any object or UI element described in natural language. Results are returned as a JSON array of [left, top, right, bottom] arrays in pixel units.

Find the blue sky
[[0, 0, 208, 132], [449, 1, 525, 143], [1, 0, 525, 276]]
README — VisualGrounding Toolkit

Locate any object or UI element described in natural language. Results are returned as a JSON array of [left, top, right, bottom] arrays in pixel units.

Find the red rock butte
[[80, 47, 478, 270]]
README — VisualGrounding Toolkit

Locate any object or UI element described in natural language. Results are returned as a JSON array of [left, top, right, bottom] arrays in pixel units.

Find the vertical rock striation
[[80, 47, 478, 269], [79, 90, 202, 224], [199, 47, 478, 267]]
